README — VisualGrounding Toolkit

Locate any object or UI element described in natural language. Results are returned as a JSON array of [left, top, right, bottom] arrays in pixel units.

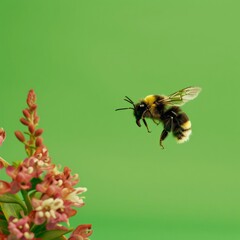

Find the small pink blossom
[[8, 216, 35, 240], [33, 146, 51, 165], [35, 166, 80, 199], [69, 224, 92, 240], [31, 197, 70, 229], [6, 154, 53, 194], [61, 187, 87, 207], [6, 160, 38, 194], [7, 164, 32, 193]]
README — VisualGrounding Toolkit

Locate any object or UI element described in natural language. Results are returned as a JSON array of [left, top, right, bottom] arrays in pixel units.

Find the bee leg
[[160, 116, 174, 149], [142, 118, 151, 133], [160, 130, 168, 149]]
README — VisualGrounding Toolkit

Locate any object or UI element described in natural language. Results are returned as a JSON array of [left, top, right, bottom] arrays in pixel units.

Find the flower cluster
[[0, 90, 92, 240]]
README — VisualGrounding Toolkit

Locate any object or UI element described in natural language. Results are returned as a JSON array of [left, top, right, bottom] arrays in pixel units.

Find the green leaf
[[0, 193, 22, 204], [0, 202, 23, 220], [36, 228, 73, 240], [21, 190, 32, 212], [51, 237, 68, 240], [0, 219, 9, 235], [0, 193, 27, 214]]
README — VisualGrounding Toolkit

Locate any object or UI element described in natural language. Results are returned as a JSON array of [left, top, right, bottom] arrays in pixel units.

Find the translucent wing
[[158, 86, 202, 106]]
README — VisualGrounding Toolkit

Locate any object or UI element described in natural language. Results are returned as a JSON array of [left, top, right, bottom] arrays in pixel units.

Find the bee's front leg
[[142, 118, 151, 133]]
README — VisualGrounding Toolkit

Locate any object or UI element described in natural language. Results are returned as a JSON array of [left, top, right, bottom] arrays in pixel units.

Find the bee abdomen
[[173, 113, 192, 143]]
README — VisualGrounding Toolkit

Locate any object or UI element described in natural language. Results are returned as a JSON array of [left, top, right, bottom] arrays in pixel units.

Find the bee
[[115, 86, 201, 149]]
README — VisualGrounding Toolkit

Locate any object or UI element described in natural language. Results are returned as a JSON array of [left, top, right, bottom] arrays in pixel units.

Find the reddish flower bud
[[27, 89, 36, 107], [35, 137, 43, 147], [28, 124, 35, 134], [20, 117, 29, 126], [0, 128, 6, 146], [0, 180, 11, 194], [15, 131, 25, 142], [69, 224, 93, 240], [22, 109, 31, 119], [30, 104, 37, 111], [34, 116, 40, 125], [34, 128, 44, 137]]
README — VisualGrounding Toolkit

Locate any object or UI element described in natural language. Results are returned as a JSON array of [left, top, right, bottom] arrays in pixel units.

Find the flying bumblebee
[[115, 86, 201, 149]]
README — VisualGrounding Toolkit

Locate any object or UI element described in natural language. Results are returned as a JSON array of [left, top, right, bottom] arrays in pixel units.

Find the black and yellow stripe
[[172, 112, 192, 143]]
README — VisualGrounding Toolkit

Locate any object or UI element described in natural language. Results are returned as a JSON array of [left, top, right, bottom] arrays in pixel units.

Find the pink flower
[[0, 90, 92, 239], [33, 146, 51, 165], [8, 216, 35, 240], [61, 187, 87, 207], [31, 197, 70, 229], [6, 161, 37, 194], [31, 185, 86, 230], [6, 159, 45, 194], [36, 166, 80, 199], [6, 149, 54, 194], [69, 224, 92, 240], [6, 165, 33, 193], [0, 128, 6, 146]]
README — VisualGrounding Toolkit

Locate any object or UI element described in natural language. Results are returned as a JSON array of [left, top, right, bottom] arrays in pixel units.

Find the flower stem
[[0, 157, 10, 168], [21, 190, 32, 213]]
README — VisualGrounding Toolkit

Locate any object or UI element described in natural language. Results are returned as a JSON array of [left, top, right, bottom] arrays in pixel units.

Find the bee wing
[[158, 86, 202, 106]]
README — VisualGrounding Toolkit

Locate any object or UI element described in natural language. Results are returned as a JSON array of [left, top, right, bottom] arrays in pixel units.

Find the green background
[[0, 1, 240, 239]]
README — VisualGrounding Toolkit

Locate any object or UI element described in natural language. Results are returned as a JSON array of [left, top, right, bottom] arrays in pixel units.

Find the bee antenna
[[123, 96, 136, 109], [116, 96, 135, 111], [124, 96, 134, 104], [115, 107, 134, 111]]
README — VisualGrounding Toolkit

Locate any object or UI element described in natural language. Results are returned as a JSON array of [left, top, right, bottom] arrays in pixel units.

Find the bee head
[[133, 102, 147, 127], [115, 96, 147, 127]]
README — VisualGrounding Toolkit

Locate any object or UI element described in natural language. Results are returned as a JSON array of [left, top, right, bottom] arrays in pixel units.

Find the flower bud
[[30, 104, 37, 112], [35, 137, 43, 147], [22, 109, 31, 119], [15, 131, 25, 142], [20, 118, 29, 126], [69, 224, 93, 240], [28, 124, 35, 134], [34, 128, 44, 137], [0, 180, 11, 194], [27, 89, 36, 107], [34, 116, 40, 125]]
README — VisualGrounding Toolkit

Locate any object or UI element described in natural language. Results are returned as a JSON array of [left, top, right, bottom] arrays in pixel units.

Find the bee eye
[[140, 104, 145, 108]]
